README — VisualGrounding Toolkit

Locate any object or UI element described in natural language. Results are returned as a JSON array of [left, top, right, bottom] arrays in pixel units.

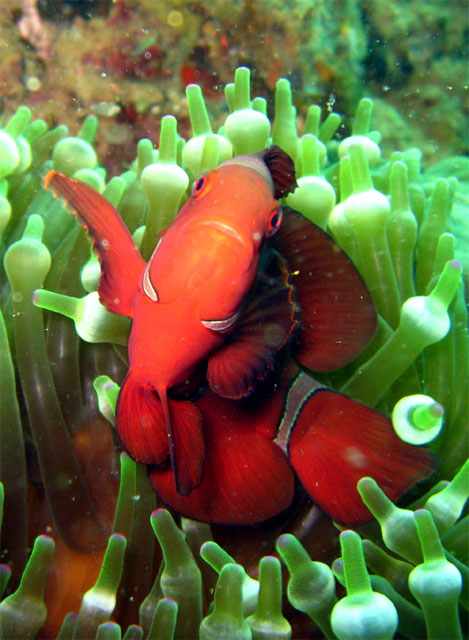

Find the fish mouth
[[195, 219, 248, 248]]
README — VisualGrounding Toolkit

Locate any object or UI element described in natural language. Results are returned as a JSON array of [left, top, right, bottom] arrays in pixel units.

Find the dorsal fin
[[44, 171, 145, 317], [258, 145, 297, 199]]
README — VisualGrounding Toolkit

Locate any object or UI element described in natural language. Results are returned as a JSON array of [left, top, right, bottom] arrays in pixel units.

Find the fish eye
[[191, 174, 209, 197], [266, 207, 283, 236]]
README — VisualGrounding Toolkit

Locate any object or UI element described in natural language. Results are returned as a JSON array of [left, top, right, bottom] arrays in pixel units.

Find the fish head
[[183, 165, 279, 253], [141, 147, 296, 316], [176, 145, 297, 252]]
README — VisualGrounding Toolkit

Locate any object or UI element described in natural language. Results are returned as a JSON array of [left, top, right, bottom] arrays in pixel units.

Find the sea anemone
[[0, 67, 467, 638]]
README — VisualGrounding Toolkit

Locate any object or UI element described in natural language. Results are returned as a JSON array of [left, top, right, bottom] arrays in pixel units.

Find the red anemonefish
[[45, 146, 435, 525]]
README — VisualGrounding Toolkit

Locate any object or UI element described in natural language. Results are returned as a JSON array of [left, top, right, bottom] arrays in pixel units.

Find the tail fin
[[159, 389, 205, 496], [288, 389, 436, 526], [116, 373, 169, 465]]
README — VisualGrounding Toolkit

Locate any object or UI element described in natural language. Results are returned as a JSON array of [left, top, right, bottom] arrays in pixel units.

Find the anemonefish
[[45, 146, 435, 526]]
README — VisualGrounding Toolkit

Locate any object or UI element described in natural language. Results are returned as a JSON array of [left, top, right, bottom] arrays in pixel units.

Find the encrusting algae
[[0, 67, 468, 639]]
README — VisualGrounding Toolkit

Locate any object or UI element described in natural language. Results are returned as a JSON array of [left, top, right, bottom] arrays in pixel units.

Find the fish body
[[120, 163, 282, 493], [46, 149, 291, 495], [130, 162, 279, 389], [45, 146, 435, 526]]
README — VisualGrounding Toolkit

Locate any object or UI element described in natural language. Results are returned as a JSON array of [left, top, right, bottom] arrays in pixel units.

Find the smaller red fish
[[149, 373, 435, 526]]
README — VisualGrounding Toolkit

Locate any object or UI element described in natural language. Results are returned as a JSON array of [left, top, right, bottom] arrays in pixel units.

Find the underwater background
[[0, 1, 468, 639]]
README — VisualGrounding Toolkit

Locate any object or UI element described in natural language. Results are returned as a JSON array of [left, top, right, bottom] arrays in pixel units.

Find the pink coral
[[18, 0, 51, 61]]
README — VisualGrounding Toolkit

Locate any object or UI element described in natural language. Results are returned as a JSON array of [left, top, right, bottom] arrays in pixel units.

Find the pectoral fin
[[207, 253, 298, 399], [272, 207, 378, 371]]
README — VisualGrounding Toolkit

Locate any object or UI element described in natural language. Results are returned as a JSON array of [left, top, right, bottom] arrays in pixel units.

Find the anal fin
[[160, 392, 205, 496]]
